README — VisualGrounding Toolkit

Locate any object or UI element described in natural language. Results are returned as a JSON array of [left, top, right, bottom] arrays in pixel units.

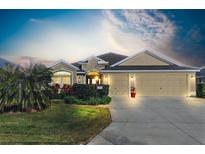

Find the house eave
[[101, 70, 200, 73], [98, 61, 109, 64]]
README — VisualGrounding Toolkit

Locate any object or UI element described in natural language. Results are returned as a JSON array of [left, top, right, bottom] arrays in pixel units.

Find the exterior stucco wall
[[119, 53, 169, 66], [81, 57, 107, 72], [102, 72, 196, 96]]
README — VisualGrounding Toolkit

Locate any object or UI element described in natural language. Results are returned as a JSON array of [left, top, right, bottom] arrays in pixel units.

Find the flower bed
[[51, 83, 111, 105]]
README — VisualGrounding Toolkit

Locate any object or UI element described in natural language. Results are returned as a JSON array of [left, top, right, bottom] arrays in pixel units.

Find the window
[[52, 76, 61, 84], [63, 75, 71, 85], [52, 71, 72, 87]]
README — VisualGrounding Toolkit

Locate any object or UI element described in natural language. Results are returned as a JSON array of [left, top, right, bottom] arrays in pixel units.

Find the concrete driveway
[[89, 96, 205, 145]]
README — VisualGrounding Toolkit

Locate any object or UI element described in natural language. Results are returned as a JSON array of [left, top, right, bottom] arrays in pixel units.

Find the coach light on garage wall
[[131, 75, 134, 80], [130, 74, 135, 87]]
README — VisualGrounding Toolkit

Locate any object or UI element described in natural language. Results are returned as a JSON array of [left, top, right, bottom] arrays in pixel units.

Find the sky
[[0, 9, 205, 67]]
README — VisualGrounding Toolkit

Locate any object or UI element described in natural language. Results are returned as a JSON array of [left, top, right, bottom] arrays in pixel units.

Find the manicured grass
[[0, 101, 111, 144]]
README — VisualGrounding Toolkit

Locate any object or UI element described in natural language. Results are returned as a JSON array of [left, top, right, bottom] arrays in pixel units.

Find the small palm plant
[[0, 63, 53, 112]]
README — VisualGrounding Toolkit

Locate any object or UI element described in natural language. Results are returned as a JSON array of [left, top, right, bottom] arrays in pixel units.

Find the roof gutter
[[101, 69, 200, 73]]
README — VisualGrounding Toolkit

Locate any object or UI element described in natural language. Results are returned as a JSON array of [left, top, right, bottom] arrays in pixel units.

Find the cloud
[[3, 16, 113, 63], [1, 10, 182, 65], [0, 55, 54, 66], [29, 18, 50, 24], [122, 10, 175, 41], [102, 10, 176, 56], [103, 10, 125, 29], [187, 26, 204, 42]]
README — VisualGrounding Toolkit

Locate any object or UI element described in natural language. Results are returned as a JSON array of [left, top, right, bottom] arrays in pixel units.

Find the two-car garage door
[[109, 73, 187, 96]]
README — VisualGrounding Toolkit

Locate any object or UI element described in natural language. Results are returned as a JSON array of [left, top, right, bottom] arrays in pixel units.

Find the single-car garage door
[[108, 73, 188, 96], [136, 73, 187, 96], [109, 73, 129, 96]]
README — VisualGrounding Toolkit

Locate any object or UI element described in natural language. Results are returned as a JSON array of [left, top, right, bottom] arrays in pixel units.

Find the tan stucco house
[[48, 49, 200, 97]]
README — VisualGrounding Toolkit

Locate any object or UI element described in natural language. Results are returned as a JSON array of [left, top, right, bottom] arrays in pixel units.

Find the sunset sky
[[0, 10, 205, 67]]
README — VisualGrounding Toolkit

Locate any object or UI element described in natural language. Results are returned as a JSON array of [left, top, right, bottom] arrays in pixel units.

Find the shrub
[[50, 84, 74, 99], [0, 63, 53, 112], [50, 83, 60, 99], [64, 95, 82, 104], [53, 83, 60, 93], [64, 95, 111, 105], [72, 83, 109, 99], [197, 83, 205, 98], [96, 84, 109, 97], [61, 84, 74, 94], [100, 96, 112, 104], [73, 84, 96, 99], [89, 96, 111, 105]]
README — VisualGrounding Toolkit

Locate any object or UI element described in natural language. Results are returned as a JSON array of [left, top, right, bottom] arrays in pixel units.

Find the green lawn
[[0, 101, 111, 144]]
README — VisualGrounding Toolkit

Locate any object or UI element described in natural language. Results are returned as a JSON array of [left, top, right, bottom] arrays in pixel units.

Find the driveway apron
[[89, 96, 205, 145]]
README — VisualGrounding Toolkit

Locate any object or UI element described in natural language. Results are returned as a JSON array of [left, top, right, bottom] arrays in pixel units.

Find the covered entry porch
[[86, 71, 102, 84]]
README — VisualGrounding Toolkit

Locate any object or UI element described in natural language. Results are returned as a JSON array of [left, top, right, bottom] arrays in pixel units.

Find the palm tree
[[0, 63, 53, 112]]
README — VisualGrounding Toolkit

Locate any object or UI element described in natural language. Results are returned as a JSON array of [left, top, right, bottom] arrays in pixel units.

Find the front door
[[86, 75, 100, 84]]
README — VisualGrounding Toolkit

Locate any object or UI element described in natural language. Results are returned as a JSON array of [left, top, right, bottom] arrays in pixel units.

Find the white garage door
[[108, 73, 188, 96], [136, 73, 187, 96], [109, 73, 129, 96]]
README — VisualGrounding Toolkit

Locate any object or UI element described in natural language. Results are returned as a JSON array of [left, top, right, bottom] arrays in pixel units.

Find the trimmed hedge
[[72, 83, 109, 99], [97, 84, 109, 97], [64, 95, 111, 105], [197, 83, 205, 98], [72, 84, 96, 99]]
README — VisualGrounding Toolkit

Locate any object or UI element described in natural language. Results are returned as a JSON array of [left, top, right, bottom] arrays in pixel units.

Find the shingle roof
[[102, 65, 199, 72], [72, 52, 127, 69], [97, 52, 127, 66], [72, 62, 81, 68]]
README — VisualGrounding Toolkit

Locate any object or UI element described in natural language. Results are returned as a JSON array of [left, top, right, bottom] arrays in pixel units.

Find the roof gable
[[47, 59, 79, 70], [119, 52, 170, 66], [111, 49, 183, 67]]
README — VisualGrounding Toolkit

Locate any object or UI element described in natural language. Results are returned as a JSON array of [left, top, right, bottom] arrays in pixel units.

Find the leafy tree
[[0, 63, 53, 112]]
